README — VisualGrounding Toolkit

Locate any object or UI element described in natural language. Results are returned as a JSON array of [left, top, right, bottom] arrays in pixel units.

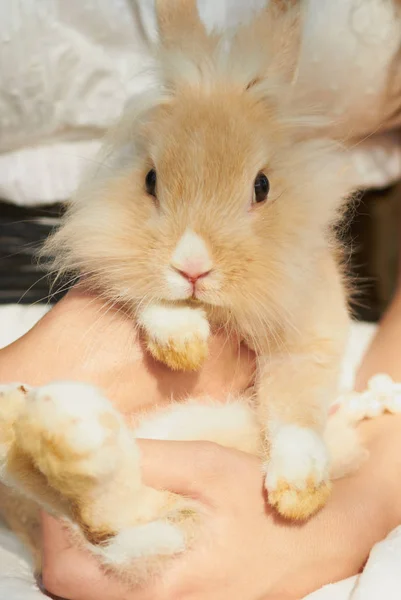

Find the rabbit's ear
[[235, 0, 303, 86], [155, 0, 209, 50], [265, 0, 302, 79]]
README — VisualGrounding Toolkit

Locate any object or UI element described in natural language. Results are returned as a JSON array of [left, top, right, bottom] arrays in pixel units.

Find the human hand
[[0, 286, 255, 411], [41, 414, 401, 600]]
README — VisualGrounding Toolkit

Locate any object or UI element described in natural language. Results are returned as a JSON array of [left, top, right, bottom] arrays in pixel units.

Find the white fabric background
[[0, 0, 401, 206]]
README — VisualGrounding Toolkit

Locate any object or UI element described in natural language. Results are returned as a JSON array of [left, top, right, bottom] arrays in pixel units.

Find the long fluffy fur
[[44, 0, 352, 341]]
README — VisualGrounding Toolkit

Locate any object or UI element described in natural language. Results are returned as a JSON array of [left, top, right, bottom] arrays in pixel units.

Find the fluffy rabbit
[[0, 0, 364, 585]]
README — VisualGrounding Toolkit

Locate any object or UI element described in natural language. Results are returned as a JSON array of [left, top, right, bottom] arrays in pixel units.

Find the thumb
[[137, 439, 248, 503]]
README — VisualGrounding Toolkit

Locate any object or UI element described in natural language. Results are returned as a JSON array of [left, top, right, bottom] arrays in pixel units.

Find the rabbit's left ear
[[155, 0, 209, 50]]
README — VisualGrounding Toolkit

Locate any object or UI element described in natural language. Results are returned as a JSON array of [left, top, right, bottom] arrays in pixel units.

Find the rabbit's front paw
[[139, 304, 210, 371], [264, 425, 331, 520], [5, 382, 186, 568], [15, 382, 126, 488], [13, 382, 140, 542]]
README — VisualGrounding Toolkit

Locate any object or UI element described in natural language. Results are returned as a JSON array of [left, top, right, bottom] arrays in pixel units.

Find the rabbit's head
[[47, 1, 351, 333]]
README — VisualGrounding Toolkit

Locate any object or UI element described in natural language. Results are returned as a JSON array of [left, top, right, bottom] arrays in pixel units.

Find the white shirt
[[0, 0, 400, 205]]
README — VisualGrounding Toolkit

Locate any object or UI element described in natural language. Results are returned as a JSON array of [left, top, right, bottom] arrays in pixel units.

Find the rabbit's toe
[[147, 335, 208, 371], [267, 477, 331, 520], [264, 424, 331, 520], [139, 304, 210, 371]]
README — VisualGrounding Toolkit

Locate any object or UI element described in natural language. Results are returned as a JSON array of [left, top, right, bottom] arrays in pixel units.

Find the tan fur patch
[[268, 477, 332, 521], [72, 505, 117, 546], [146, 336, 208, 371], [99, 412, 120, 434]]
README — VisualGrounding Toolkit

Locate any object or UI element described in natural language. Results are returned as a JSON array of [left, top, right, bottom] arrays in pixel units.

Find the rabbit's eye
[[253, 173, 270, 204], [145, 169, 157, 197]]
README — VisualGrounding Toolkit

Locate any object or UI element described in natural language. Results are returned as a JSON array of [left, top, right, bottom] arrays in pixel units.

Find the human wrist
[[0, 289, 140, 392]]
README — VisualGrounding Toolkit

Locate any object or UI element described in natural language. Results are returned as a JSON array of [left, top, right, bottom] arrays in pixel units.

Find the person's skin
[[1, 288, 401, 600], [354, 282, 401, 392], [354, 215, 401, 391]]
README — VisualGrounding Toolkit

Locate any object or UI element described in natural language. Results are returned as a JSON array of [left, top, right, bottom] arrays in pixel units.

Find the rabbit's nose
[[171, 229, 213, 284], [174, 267, 212, 284]]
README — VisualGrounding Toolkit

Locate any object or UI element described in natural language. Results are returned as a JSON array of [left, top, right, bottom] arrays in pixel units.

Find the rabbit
[[0, 0, 371, 586]]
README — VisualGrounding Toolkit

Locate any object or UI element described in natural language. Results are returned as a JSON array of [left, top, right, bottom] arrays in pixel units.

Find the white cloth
[[0, 0, 401, 206], [0, 0, 153, 205], [305, 526, 401, 600], [0, 305, 48, 350]]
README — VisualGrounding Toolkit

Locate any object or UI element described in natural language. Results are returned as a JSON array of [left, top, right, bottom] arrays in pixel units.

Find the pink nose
[[175, 268, 211, 284]]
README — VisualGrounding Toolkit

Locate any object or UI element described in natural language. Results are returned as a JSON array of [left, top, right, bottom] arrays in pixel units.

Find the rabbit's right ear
[[155, 0, 209, 50]]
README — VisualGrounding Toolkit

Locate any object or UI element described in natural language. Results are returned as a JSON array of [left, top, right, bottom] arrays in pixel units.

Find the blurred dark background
[[0, 201, 65, 305], [0, 186, 400, 320]]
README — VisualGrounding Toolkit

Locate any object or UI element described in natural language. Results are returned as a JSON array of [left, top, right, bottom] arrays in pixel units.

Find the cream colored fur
[[0, 377, 400, 584], [0, 0, 378, 586]]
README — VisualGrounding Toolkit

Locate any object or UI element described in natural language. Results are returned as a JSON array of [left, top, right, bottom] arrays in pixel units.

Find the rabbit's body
[[0, 0, 368, 585], [0, 381, 374, 584]]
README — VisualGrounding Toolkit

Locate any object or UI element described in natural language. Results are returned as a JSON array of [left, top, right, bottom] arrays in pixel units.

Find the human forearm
[[289, 413, 401, 596], [355, 292, 401, 391], [355, 202, 401, 391]]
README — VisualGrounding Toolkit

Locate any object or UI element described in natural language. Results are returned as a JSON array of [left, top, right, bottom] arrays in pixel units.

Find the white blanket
[[0, 306, 399, 599]]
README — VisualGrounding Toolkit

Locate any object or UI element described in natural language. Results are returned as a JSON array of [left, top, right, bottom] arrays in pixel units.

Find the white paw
[[264, 425, 331, 520], [138, 304, 210, 346], [338, 392, 383, 422], [138, 304, 210, 371], [368, 374, 401, 414], [14, 382, 131, 484], [337, 374, 401, 423], [99, 520, 185, 565], [265, 425, 329, 489], [384, 393, 401, 414]]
